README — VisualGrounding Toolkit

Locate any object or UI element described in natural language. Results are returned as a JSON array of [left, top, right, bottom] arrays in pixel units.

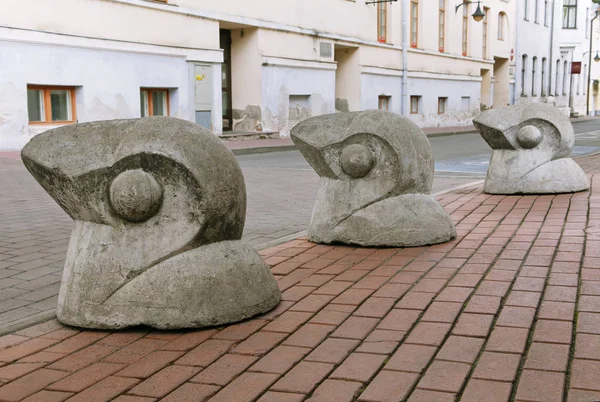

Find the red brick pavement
[[1, 155, 600, 401]]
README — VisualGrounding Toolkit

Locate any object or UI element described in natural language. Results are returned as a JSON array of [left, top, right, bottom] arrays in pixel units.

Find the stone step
[[219, 131, 280, 141]]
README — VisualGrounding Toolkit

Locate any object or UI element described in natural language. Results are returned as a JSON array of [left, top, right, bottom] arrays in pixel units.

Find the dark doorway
[[220, 29, 233, 131]]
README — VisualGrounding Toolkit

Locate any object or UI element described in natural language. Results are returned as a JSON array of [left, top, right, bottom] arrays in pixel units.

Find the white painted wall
[[360, 71, 402, 115], [558, 0, 595, 115], [407, 75, 481, 127], [0, 40, 193, 150], [514, 0, 560, 104], [261, 64, 335, 137]]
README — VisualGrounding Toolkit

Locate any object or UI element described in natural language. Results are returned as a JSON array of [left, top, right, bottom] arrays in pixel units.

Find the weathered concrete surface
[[291, 110, 456, 247], [474, 103, 590, 194], [20, 117, 281, 330]]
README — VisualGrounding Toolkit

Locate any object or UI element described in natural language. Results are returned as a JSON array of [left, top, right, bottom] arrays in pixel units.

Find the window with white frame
[[532, 57, 538, 96], [439, 0, 445, 52], [522, 55, 528, 96], [563, 0, 577, 28], [498, 13, 506, 40]]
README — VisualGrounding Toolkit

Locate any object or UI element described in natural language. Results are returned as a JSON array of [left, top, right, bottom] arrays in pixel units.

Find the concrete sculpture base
[[474, 103, 589, 195], [21, 117, 281, 330], [291, 110, 456, 247]]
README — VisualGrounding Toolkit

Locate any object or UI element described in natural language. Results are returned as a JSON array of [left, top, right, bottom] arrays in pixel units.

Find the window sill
[[29, 121, 76, 126], [142, 0, 179, 7]]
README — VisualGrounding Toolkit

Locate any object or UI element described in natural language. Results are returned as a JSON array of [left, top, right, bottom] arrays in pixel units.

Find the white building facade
[[513, 0, 600, 117], [0, 0, 224, 150], [9, 0, 599, 151]]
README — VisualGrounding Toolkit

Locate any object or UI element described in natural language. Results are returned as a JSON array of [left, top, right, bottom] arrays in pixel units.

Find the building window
[[27, 85, 76, 124], [410, 96, 421, 114], [411, 0, 418, 48], [563, 60, 569, 95], [439, 0, 445, 52], [378, 95, 390, 111], [563, 0, 577, 28], [586, 8, 590, 38], [462, 3, 469, 56], [544, 0, 549, 26], [498, 13, 505, 40], [524, 0, 529, 20], [532, 56, 538, 96], [377, 2, 387, 43], [482, 8, 488, 59], [438, 97, 447, 114], [535, 0, 539, 23], [541, 58, 547, 96], [140, 88, 170, 117], [522, 55, 528, 96], [556, 59, 561, 95]]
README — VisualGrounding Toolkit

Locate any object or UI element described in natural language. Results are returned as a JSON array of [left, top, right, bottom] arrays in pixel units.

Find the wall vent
[[319, 41, 334, 60]]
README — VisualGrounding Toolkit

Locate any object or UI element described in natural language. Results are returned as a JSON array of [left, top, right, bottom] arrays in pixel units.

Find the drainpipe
[[401, 0, 409, 116], [569, 50, 574, 112], [512, 0, 521, 105], [586, 8, 598, 116], [548, 0, 556, 96]]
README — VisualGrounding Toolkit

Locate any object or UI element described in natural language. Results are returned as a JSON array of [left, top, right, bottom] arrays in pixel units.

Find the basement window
[[438, 97, 447, 114], [378, 95, 391, 111], [27, 85, 76, 124], [410, 96, 421, 114], [141, 88, 170, 117]]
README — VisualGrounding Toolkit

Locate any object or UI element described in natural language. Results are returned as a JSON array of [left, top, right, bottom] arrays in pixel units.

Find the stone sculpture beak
[[291, 131, 338, 179], [22, 144, 119, 226], [473, 107, 519, 150]]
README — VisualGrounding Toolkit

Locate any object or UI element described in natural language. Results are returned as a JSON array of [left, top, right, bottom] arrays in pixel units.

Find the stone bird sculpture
[[21, 117, 281, 330], [290, 110, 456, 247], [474, 103, 589, 194]]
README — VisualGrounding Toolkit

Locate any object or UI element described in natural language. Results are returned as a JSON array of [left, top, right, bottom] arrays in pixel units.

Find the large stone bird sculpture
[[21, 117, 281, 330], [474, 103, 589, 194], [291, 110, 456, 247]]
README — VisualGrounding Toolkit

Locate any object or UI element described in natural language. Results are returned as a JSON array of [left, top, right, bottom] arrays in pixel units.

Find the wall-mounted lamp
[[595, 51, 600, 62], [455, 0, 486, 22]]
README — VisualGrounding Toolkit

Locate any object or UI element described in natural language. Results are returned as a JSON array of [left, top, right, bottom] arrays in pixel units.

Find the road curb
[[252, 179, 485, 252], [229, 131, 480, 156], [0, 311, 57, 337], [231, 145, 297, 156]]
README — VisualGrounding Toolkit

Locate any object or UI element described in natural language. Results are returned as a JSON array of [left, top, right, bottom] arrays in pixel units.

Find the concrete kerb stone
[[0, 311, 57, 337], [231, 145, 297, 156], [229, 131, 479, 156]]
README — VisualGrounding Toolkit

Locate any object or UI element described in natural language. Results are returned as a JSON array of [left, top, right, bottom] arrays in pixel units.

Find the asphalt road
[[433, 120, 600, 176], [240, 120, 600, 179]]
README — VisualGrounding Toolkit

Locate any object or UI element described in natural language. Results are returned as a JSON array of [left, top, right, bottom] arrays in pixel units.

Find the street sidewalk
[[0, 153, 599, 401]]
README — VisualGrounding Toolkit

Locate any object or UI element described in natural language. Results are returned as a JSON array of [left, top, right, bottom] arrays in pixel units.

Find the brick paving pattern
[[0, 151, 474, 333], [1, 154, 600, 400]]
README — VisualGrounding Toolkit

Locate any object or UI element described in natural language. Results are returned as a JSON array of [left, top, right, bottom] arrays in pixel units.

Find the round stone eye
[[109, 170, 163, 222], [517, 125, 542, 149], [340, 144, 375, 178]]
